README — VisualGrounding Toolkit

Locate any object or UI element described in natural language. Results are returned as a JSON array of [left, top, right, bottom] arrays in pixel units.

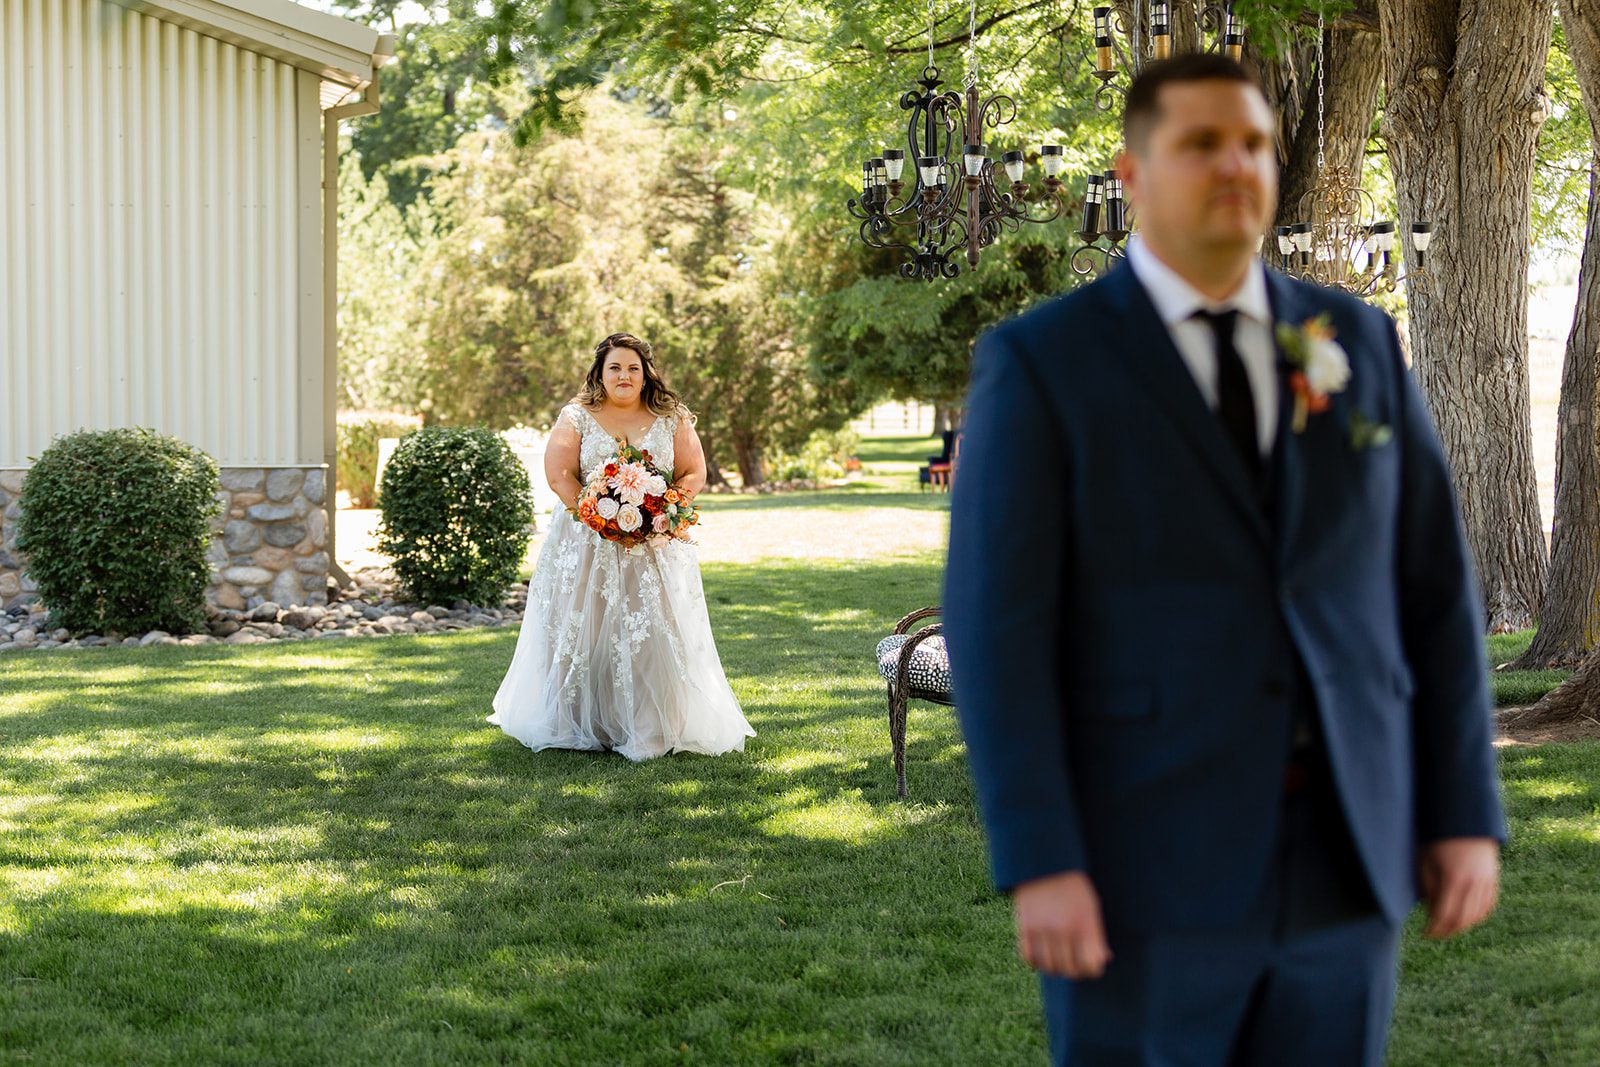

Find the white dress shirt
[[1125, 238, 1279, 457]]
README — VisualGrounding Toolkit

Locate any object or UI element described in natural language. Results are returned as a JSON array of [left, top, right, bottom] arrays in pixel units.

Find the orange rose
[[664, 489, 681, 504]]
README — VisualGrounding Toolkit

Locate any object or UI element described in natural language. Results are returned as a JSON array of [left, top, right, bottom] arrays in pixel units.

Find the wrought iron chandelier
[[1269, 8, 1435, 294], [845, 0, 1069, 280], [1070, 2, 1244, 276], [1089, 1, 1245, 110]]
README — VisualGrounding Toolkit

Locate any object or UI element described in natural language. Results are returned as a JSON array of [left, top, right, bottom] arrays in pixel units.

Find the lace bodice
[[564, 403, 677, 482]]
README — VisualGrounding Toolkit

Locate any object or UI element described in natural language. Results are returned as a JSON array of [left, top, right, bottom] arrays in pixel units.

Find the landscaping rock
[[0, 565, 532, 657], [245, 503, 296, 523], [219, 468, 265, 492], [302, 469, 326, 505], [222, 520, 262, 554], [223, 566, 274, 587], [265, 469, 306, 503], [263, 522, 307, 548]]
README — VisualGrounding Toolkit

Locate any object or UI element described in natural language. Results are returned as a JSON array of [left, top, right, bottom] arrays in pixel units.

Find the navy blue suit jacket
[[944, 262, 1505, 931]]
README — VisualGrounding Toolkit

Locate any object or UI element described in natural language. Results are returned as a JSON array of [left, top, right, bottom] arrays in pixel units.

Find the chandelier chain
[[964, 0, 979, 90], [928, 0, 936, 70], [1315, 4, 1325, 170]]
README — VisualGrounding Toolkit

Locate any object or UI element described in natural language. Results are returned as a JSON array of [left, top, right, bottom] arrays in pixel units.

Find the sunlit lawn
[[1, 557, 1042, 1065], [2, 453, 1597, 1063]]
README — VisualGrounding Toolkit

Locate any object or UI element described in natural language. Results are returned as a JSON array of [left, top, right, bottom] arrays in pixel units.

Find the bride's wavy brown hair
[[574, 332, 691, 419]]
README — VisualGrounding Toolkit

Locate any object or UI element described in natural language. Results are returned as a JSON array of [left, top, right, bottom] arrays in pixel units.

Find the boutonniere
[[1274, 314, 1393, 449], [1275, 314, 1350, 432]]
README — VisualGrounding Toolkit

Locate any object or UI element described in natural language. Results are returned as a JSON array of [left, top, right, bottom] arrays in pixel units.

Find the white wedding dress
[[489, 404, 755, 760]]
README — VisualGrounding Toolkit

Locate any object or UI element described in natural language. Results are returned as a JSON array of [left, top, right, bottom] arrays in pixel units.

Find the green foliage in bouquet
[[377, 426, 533, 606], [338, 410, 424, 508], [16, 428, 219, 635]]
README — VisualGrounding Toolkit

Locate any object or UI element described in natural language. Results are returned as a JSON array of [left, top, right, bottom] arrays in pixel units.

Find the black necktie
[[1193, 309, 1259, 477]]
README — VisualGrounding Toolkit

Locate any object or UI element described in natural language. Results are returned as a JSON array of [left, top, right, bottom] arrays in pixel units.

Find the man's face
[[1120, 79, 1278, 254]]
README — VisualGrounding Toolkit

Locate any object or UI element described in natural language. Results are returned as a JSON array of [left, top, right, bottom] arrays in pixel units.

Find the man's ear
[[1114, 148, 1137, 208]]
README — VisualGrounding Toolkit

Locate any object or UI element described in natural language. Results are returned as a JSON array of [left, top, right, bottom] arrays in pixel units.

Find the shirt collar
[[1126, 237, 1271, 329]]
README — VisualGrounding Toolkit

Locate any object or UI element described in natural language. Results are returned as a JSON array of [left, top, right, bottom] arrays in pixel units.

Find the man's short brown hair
[[1123, 53, 1264, 151]]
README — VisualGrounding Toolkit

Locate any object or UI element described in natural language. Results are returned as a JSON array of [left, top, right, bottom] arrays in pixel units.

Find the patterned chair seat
[[875, 633, 953, 696], [875, 607, 954, 798]]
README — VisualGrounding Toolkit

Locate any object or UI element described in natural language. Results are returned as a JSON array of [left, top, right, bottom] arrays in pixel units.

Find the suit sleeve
[[1389, 316, 1507, 844], [944, 326, 1087, 892]]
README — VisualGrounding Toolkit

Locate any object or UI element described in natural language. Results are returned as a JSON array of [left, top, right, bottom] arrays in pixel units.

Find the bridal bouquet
[[572, 443, 699, 549]]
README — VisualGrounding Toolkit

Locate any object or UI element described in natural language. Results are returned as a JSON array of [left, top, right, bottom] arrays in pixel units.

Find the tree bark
[[1378, 0, 1554, 632], [699, 430, 730, 488], [1508, 0, 1600, 671], [1275, 25, 1383, 231], [1513, 159, 1600, 667], [732, 429, 765, 487]]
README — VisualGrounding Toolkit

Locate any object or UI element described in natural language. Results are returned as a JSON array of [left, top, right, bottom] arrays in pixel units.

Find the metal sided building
[[0, 0, 393, 610]]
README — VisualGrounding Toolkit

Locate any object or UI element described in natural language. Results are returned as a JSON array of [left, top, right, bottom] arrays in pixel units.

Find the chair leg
[[887, 682, 909, 798]]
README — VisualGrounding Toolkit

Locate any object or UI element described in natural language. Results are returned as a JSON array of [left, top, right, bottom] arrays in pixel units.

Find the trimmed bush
[[338, 410, 423, 508], [767, 427, 862, 483], [16, 428, 220, 635], [377, 426, 533, 606]]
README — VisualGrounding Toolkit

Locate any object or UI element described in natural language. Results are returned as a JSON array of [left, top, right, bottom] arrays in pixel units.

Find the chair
[[873, 606, 954, 797], [918, 430, 956, 492]]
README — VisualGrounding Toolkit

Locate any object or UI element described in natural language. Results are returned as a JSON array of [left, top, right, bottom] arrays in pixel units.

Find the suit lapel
[[1098, 264, 1271, 551], [1263, 268, 1320, 576]]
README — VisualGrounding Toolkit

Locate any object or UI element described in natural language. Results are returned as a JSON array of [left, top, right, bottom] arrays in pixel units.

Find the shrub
[[377, 426, 533, 606], [338, 410, 424, 508], [16, 428, 220, 635], [767, 427, 862, 483]]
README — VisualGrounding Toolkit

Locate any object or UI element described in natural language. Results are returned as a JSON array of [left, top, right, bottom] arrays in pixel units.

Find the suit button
[[1262, 678, 1288, 699]]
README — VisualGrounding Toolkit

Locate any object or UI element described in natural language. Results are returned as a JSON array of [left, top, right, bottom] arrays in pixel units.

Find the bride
[[490, 332, 755, 760]]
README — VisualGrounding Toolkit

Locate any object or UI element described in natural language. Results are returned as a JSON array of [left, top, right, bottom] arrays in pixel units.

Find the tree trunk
[[1275, 24, 1383, 232], [700, 431, 730, 489], [1378, 0, 1553, 632], [1507, 0, 1600, 672], [932, 406, 950, 436], [732, 429, 765, 487], [1512, 160, 1600, 667]]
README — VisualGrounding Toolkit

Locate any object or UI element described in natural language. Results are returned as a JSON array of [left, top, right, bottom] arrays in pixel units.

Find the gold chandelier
[[1270, 7, 1436, 295]]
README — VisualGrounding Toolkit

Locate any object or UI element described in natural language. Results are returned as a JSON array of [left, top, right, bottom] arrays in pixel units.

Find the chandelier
[[846, 0, 1069, 280], [1269, 7, 1436, 294], [1070, 2, 1244, 277], [1090, 1, 1244, 110]]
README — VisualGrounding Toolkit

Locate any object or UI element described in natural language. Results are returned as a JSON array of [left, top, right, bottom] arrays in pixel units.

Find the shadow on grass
[[704, 490, 950, 514], [0, 555, 1019, 1062]]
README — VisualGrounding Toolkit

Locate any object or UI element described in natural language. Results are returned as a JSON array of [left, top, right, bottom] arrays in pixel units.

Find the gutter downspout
[[321, 73, 383, 590]]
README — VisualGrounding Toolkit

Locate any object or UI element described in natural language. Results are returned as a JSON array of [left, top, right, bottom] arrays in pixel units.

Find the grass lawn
[[2, 557, 1038, 1066], [2, 442, 1596, 1064]]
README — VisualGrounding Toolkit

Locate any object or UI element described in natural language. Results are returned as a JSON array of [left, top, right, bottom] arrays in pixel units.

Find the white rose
[[642, 474, 668, 497], [596, 497, 620, 520], [1304, 337, 1351, 395], [616, 504, 644, 532]]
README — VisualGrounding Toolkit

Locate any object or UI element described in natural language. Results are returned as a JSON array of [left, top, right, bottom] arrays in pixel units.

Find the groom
[[944, 54, 1503, 1065]]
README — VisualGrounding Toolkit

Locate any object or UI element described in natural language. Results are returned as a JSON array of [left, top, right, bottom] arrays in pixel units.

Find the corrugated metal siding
[[0, 0, 315, 468]]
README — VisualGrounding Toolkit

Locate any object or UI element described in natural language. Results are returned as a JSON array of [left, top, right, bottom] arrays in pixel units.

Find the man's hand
[[1012, 870, 1112, 979], [1419, 837, 1500, 939]]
